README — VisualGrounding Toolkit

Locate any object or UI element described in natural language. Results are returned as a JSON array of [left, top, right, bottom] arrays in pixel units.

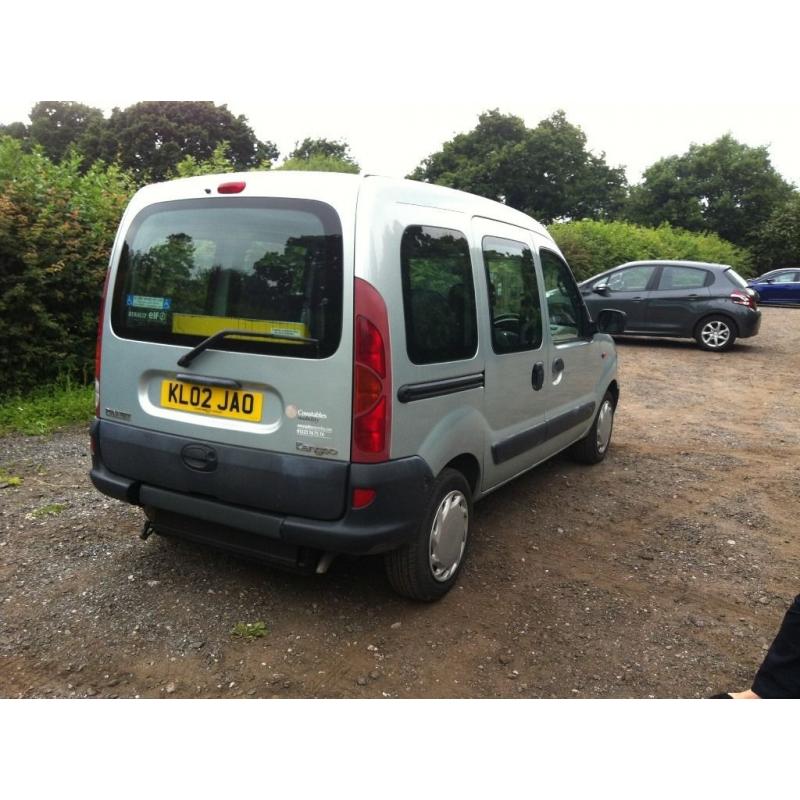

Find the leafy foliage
[[0, 137, 135, 392], [751, 194, 800, 272], [409, 109, 627, 223], [550, 220, 753, 282], [288, 137, 358, 167], [626, 135, 794, 248], [84, 101, 279, 182], [28, 101, 106, 163]]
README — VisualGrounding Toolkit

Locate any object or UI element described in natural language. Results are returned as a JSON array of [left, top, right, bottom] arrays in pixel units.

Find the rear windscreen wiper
[[177, 328, 319, 367]]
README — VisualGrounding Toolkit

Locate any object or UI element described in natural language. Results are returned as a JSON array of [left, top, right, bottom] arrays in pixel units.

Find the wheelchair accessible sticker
[[126, 295, 172, 310]]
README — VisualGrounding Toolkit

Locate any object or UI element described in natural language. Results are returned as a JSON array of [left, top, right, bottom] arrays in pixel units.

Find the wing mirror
[[593, 282, 611, 296], [595, 308, 626, 335]]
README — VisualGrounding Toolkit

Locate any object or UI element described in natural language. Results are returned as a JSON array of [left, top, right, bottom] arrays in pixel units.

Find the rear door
[[101, 193, 354, 462], [646, 265, 711, 335], [473, 218, 552, 489]]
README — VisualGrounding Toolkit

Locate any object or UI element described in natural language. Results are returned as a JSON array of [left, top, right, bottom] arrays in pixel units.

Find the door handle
[[631, 296, 643, 301], [531, 362, 544, 391]]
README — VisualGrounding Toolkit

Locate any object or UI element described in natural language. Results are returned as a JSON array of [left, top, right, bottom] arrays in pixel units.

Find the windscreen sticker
[[126, 294, 172, 310], [126, 308, 169, 326]]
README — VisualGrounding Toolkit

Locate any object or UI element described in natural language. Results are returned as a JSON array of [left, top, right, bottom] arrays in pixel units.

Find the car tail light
[[94, 270, 110, 417], [352, 278, 391, 463], [731, 289, 757, 310]]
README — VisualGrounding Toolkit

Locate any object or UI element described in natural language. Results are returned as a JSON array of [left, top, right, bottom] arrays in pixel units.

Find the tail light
[[352, 278, 391, 463], [731, 289, 757, 310], [94, 270, 110, 417]]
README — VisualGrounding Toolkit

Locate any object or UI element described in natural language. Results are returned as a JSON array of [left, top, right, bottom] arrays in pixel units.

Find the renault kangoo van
[[90, 172, 624, 600]]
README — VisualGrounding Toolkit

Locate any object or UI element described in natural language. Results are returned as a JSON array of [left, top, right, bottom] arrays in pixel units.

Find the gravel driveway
[[2, 307, 798, 698]]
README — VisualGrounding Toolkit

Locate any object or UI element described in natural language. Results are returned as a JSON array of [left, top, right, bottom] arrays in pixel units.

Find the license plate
[[160, 380, 263, 422]]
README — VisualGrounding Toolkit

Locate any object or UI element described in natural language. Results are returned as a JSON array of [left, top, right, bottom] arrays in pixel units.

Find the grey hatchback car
[[579, 260, 760, 351]]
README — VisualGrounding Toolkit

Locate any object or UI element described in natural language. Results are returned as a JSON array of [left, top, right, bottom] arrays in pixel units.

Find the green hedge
[[0, 138, 135, 394], [549, 220, 754, 282]]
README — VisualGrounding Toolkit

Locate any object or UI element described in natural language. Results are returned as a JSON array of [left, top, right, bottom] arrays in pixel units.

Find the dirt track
[[1, 307, 799, 698]]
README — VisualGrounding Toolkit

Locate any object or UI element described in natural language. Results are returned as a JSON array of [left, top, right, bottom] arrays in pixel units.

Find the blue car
[[748, 269, 800, 305]]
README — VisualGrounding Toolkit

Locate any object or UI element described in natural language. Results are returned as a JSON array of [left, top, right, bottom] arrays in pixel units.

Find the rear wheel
[[385, 468, 472, 601], [568, 390, 615, 465], [695, 315, 736, 352]]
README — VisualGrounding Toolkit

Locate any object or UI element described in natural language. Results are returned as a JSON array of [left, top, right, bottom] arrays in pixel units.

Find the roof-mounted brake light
[[217, 181, 246, 194]]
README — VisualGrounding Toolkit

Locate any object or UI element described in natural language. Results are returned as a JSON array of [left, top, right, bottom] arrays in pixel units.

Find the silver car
[[91, 173, 623, 600]]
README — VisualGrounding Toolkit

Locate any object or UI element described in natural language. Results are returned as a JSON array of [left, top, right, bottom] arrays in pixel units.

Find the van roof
[[132, 171, 552, 240]]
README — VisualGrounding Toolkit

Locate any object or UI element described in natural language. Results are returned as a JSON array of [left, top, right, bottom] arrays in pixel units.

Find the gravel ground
[[1, 307, 799, 698]]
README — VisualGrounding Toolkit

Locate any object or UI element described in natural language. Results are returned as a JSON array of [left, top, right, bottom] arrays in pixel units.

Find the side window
[[606, 266, 656, 292], [774, 271, 798, 284], [540, 249, 586, 343], [400, 226, 478, 364], [657, 267, 707, 291], [482, 237, 542, 353]]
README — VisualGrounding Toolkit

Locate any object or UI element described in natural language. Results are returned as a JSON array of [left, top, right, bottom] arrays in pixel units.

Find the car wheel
[[385, 468, 472, 601], [569, 390, 615, 465], [695, 315, 736, 352]]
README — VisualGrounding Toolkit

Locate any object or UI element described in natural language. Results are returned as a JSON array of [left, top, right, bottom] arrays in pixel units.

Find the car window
[[400, 226, 478, 364], [772, 271, 799, 283], [540, 249, 586, 343], [725, 269, 749, 288], [605, 266, 656, 292], [111, 198, 343, 359], [482, 237, 543, 354], [657, 266, 708, 291]]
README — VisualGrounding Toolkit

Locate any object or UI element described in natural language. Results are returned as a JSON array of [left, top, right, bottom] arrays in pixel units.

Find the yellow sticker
[[171, 314, 309, 342]]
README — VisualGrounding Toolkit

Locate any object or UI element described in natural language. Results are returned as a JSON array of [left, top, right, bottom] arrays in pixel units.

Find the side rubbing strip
[[492, 422, 548, 464], [397, 372, 484, 403], [491, 401, 597, 465], [547, 401, 596, 439]]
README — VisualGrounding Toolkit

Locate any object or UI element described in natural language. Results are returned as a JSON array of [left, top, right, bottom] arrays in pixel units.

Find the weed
[[0, 468, 23, 487], [231, 621, 268, 639]]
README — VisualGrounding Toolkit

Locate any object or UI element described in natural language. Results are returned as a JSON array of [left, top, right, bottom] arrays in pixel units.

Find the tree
[[752, 193, 800, 271], [409, 109, 627, 223], [92, 101, 279, 182], [27, 101, 106, 163], [626, 134, 794, 248], [280, 138, 360, 173]]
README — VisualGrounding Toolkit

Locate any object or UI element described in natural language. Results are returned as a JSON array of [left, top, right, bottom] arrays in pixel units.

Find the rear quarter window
[[111, 198, 343, 359], [400, 226, 478, 364]]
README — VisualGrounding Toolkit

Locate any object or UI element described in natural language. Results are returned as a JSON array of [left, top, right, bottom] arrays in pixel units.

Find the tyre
[[385, 468, 472, 601], [695, 315, 737, 352], [568, 390, 615, 465]]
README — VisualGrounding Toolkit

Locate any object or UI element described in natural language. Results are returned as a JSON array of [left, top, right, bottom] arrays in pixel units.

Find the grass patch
[[0, 382, 94, 436], [0, 468, 23, 487], [30, 503, 67, 518], [231, 621, 268, 639]]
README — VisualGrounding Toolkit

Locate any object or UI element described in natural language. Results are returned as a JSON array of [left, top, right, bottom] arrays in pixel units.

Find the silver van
[[91, 172, 624, 600]]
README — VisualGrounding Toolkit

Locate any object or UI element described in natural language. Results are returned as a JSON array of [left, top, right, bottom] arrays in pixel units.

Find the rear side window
[[111, 198, 343, 358], [724, 268, 748, 289], [400, 226, 478, 364], [657, 266, 709, 290], [482, 237, 542, 353]]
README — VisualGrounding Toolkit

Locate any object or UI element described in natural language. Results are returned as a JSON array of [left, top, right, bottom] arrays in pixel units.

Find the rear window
[[111, 198, 343, 358], [724, 268, 748, 289]]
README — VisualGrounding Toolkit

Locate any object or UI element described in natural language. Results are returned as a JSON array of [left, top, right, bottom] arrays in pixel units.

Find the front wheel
[[695, 315, 736, 352], [385, 468, 472, 601], [568, 390, 615, 465]]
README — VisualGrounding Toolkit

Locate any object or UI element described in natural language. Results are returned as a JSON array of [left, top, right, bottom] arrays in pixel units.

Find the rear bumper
[[90, 420, 434, 561], [737, 310, 761, 338]]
